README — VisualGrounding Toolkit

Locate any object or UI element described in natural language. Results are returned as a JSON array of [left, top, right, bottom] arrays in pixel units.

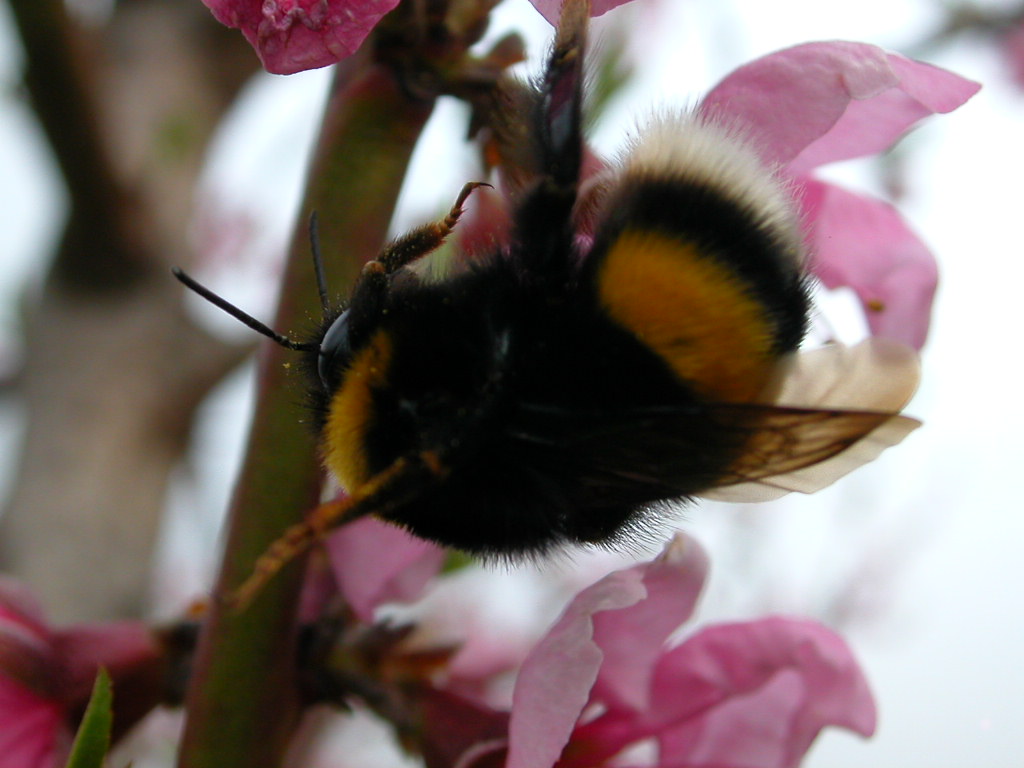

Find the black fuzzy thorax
[[344, 253, 744, 556]]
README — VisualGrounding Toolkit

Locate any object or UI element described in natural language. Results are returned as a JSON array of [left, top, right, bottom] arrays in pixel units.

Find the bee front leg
[[377, 181, 491, 274], [344, 182, 491, 335]]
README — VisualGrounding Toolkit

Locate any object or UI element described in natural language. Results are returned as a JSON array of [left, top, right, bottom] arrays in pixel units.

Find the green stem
[[177, 49, 435, 768]]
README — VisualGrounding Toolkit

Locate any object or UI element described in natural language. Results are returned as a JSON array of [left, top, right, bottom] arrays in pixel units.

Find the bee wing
[[699, 407, 920, 502], [513, 401, 919, 505], [701, 338, 921, 502], [767, 337, 921, 411], [514, 339, 920, 504]]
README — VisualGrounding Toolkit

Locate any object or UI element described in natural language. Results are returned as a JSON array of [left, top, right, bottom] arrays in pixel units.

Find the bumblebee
[[175, 0, 919, 602]]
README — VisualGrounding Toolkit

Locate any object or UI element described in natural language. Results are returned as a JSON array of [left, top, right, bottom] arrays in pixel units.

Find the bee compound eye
[[318, 310, 352, 389]]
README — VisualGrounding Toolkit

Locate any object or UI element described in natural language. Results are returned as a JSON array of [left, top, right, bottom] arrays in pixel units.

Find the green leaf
[[64, 668, 113, 768]]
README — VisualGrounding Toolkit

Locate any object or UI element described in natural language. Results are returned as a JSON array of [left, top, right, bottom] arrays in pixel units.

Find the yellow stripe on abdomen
[[322, 330, 394, 491], [598, 230, 777, 403]]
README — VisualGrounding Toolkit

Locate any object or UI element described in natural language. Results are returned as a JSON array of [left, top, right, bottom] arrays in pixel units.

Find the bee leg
[[228, 449, 450, 611], [377, 181, 492, 274], [343, 181, 491, 337], [511, 0, 589, 278], [538, 0, 589, 192]]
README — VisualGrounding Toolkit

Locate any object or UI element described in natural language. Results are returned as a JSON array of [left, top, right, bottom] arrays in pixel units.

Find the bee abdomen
[[587, 113, 810, 402]]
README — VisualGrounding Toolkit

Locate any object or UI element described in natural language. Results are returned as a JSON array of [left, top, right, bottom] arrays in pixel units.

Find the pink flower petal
[[1001, 22, 1024, 90], [201, 0, 401, 74], [326, 516, 445, 622], [799, 179, 937, 349], [590, 536, 708, 712], [652, 617, 876, 768], [54, 622, 161, 703], [506, 559, 648, 768], [700, 42, 979, 172], [0, 678, 67, 768], [0, 580, 55, 699], [419, 687, 510, 768], [0, 582, 67, 768], [0, 580, 47, 632], [700, 43, 893, 168], [0, 582, 165, 767], [506, 535, 706, 768], [789, 55, 980, 175]]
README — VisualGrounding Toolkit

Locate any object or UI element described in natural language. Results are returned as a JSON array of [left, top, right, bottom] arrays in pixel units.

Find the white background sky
[[1, 0, 1022, 766]]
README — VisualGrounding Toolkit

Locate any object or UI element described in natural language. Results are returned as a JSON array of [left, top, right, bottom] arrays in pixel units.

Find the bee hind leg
[[511, 0, 591, 276], [227, 449, 450, 612], [537, 0, 590, 192]]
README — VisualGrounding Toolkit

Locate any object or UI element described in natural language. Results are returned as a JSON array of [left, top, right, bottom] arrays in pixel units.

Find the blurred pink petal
[[653, 618, 876, 767], [419, 687, 510, 768], [0, 581, 67, 768], [55, 623, 163, 704], [0, 579, 166, 768], [326, 516, 445, 622], [529, 0, 636, 26], [800, 179, 937, 349], [440, 602, 536, 696], [201, 0, 401, 74], [1002, 22, 1024, 90], [788, 53, 979, 175], [0, 679, 66, 768], [506, 535, 707, 768], [701, 42, 979, 172], [506, 561, 647, 768], [701, 42, 893, 167], [0, 584, 52, 695], [590, 536, 708, 712], [0, 580, 47, 631], [495, 540, 875, 768]]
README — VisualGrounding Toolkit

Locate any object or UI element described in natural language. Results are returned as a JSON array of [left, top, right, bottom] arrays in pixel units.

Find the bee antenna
[[308, 211, 330, 315], [172, 267, 319, 352]]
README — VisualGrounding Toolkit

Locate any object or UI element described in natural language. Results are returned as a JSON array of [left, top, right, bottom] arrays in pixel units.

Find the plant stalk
[[176, 47, 435, 768]]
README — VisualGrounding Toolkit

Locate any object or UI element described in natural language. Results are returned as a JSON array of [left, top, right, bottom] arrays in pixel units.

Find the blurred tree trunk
[[0, 0, 256, 621]]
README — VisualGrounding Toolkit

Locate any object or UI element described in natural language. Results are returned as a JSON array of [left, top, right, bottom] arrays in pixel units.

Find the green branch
[[176, 48, 435, 768]]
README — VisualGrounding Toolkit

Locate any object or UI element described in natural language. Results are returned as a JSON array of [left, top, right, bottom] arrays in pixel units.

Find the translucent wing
[[701, 407, 919, 502], [702, 338, 921, 501], [513, 339, 920, 505]]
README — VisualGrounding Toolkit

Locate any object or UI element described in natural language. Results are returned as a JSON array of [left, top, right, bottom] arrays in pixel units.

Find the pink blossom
[[0, 579, 165, 768], [645, 618, 875, 767], [0, 582, 67, 768], [798, 180, 936, 348], [1002, 21, 1024, 91], [201, 0, 645, 73], [419, 687, 510, 768], [326, 516, 445, 622], [498, 536, 874, 768], [200, 0, 401, 75], [700, 42, 979, 349]]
